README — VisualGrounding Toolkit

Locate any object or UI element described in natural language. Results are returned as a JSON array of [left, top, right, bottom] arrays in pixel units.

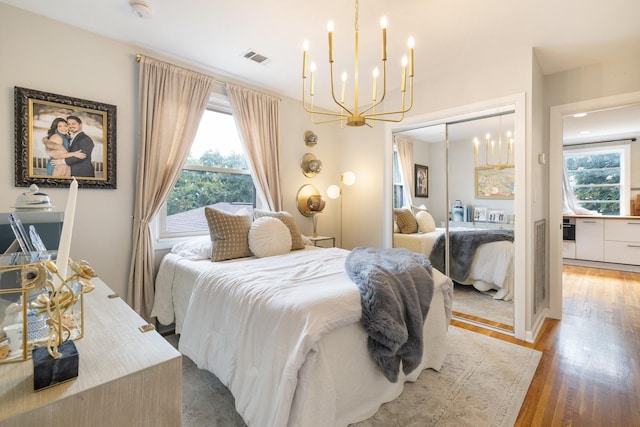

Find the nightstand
[[307, 235, 336, 248]]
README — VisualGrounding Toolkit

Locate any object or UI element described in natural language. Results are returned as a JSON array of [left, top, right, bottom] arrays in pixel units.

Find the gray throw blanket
[[429, 229, 514, 283], [345, 247, 434, 382]]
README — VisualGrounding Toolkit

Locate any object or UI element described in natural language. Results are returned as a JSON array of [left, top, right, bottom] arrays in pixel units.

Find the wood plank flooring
[[451, 265, 640, 426]]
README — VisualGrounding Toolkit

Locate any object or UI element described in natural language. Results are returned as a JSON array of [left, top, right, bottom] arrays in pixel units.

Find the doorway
[[549, 91, 640, 319]]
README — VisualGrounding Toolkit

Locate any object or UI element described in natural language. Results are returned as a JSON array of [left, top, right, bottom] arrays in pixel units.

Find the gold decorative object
[[304, 130, 318, 146], [28, 259, 96, 359], [300, 153, 323, 177], [0, 256, 95, 363], [301, 0, 414, 127]]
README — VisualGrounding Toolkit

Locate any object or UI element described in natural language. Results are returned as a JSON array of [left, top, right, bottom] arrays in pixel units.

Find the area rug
[[169, 325, 541, 427]]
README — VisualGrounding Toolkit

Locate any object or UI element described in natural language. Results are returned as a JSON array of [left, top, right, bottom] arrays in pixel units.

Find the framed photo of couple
[[14, 87, 117, 189]]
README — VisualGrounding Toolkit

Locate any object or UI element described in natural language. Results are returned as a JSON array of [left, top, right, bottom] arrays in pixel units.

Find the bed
[[151, 245, 453, 427], [394, 226, 514, 300]]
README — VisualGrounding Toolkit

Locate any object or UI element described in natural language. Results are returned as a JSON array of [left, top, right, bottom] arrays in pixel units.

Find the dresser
[[0, 278, 182, 426]]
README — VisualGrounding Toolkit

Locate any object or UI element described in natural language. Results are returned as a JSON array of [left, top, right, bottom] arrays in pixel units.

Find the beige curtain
[[395, 135, 415, 207], [128, 56, 215, 319], [226, 83, 283, 211]]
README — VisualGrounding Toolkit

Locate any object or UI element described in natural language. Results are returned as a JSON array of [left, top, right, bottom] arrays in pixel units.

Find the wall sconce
[[304, 130, 318, 146], [300, 153, 323, 177], [327, 171, 356, 247], [296, 184, 326, 236]]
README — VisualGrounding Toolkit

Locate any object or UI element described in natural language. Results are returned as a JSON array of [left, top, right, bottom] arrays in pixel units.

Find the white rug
[[172, 325, 541, 427]]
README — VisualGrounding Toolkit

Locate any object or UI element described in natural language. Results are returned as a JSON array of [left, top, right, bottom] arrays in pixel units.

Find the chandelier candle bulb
[[401, 56, 408, 92], [408, 37, 415, 77], [381, 17, 387, 61], [474, 138, 479, 164], [310, 63, 316, 96], [341, 72, 347, 103], [328, 21, 334, 63], [372, 68, 378, 101], [302, 41, 309, 78]]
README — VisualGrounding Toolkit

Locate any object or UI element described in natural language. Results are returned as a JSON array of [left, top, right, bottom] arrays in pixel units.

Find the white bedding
[[152, 247, 453, 427], [393, 227, 514, 300]]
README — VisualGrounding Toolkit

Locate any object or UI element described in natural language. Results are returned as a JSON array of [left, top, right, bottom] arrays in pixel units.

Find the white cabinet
[[562, 241, 576, 259], [603, 219, 640, 265], [575, 218, 604, 261]]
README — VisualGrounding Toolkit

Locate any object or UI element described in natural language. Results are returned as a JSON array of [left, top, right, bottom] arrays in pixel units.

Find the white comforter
[[393, 227, 514, 300], [179, 248, 360, 427], [153, 247, 453, 427]]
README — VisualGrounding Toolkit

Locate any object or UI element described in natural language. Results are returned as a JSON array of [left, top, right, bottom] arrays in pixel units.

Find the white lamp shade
[[327, 184, 341, 199], [342, 171, 356, 186]]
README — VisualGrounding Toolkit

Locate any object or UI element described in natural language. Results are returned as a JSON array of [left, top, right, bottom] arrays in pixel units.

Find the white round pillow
[[248, 216, 292, 258], [416, 210, 436, 233]]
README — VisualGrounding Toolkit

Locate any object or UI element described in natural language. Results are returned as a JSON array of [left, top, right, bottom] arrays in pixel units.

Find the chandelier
[[473, 116, 514, 169], [301, 0, 414, 127]]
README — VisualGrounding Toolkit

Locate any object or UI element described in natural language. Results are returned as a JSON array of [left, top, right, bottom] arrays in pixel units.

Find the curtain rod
[[564, 137, 637, 147], [136, 54, 227, 86]]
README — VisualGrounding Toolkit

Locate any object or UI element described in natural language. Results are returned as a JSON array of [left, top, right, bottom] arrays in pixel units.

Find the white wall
[[0, 5, 137, 298], [0, 4, 341, 299]]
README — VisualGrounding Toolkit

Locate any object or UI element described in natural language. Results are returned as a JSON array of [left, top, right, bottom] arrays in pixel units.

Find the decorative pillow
[[416, 210, 436, 233], [253, 209, 305, 250], [248, 217, 292, 258], [393, 222, 400, 233], [171, 236, 212, 260], [204, 207, 253, 261], [393, 208, 418, 234]]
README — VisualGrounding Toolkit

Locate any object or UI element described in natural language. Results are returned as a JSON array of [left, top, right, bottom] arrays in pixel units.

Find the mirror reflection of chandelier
[[301, 0, 414, 128], [473, 116, 514, 169]]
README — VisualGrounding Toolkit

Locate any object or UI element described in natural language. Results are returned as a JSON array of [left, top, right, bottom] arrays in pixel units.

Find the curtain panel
[[227, 83, 283, 211], [128, 56, 215, 319]]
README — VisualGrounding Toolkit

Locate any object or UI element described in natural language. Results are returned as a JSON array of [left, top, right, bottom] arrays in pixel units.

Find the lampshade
[[327, 185, 341, 199], [343, 171, 357, 186]]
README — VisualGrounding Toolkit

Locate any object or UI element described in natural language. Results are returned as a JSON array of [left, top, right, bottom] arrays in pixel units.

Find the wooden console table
[[0, 278, 182, 426]]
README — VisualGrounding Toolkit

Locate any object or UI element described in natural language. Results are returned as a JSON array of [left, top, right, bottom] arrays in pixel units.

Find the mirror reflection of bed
[[392, 112, 516, 332]]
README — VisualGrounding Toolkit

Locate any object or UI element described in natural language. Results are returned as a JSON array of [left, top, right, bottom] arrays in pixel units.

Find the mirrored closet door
[[392, 111, 516, 332]]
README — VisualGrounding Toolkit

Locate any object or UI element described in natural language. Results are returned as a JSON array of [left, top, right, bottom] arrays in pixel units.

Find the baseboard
[[527, 307, 549, 343], [563, 258, 640, 273]]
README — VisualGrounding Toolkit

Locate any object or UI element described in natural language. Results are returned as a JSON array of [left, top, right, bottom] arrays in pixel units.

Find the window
[[392, 150, 404, 208], [563, 144, 630, 215], [158, 95, 255, 238]]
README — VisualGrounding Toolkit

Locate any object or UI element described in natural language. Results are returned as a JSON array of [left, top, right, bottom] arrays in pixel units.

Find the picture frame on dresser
[[14, 86, 117, 189]]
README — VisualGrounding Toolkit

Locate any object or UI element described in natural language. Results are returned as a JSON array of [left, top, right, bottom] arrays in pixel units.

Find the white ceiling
[[4, 0, 639, 141]]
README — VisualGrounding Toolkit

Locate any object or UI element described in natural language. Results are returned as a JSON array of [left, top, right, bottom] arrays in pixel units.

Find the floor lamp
[[327, 171, 356, 248]]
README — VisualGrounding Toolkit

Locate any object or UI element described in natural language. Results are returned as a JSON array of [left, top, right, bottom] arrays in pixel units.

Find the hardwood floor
[[452, 265, 640, 426]]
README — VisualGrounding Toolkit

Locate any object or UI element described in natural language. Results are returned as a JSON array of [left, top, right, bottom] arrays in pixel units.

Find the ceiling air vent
[[243, 50, 269, 64]]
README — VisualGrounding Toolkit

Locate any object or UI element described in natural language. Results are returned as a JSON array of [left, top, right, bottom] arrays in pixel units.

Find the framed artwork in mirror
[[14, 86, 117, 189], [414, 164, 428, 198], [475, 166, 514, 199]]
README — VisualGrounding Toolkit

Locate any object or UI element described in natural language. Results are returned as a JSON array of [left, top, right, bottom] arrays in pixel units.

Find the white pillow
[[248, 217, 292, 258], [416, 210, 436, 233], [171, 236, 212, 260]]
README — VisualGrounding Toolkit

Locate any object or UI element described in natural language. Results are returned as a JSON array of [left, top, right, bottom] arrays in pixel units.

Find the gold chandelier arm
[[360, 60, 387, 116], [329, 61, 354, 116]]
